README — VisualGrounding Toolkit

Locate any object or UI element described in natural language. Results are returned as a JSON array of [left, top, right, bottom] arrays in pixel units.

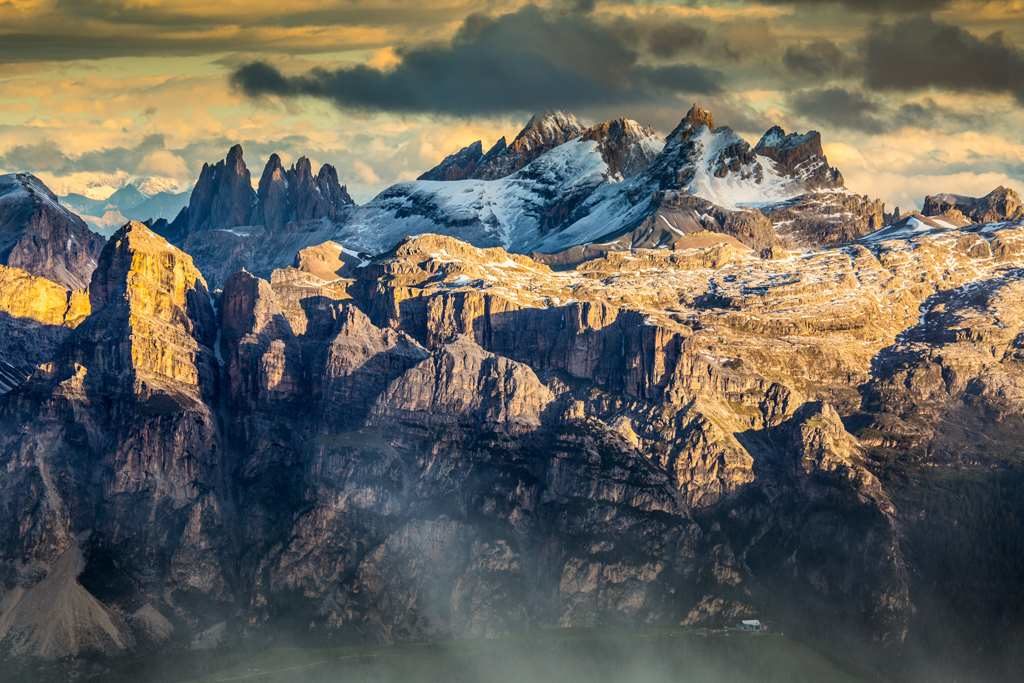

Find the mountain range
[[135, 106, 889, 288], [61, 179, 191, 235], [0, 105, 1023, 681]]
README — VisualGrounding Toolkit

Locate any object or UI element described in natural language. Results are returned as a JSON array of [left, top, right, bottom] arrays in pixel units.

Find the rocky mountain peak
[[0, 172, 104, 289], [581, 117, 663, 178], [418, 140, 486, 181], [513, 111, 584, 152], [170, 148, 354, 239], [315, 163, 354, 211], [473, 111, 585, 180], [682, 104, 715, 131], [82, 221, 216, 398], [90, 221, 209, 319], [260, 153, 286, 179], [226, 143, 245, 169], [170, 145, 256, 236], [293, 156, 314, 181], [754, 126, 843, 189]]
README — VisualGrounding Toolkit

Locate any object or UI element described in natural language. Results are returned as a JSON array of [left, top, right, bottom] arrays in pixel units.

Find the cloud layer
[[0, 0, 1022, 213], [231, 5, 722, 115]]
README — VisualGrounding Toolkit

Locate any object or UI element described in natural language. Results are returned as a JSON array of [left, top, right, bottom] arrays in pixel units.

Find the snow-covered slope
[[338, 106, 837, 255], [341, 138, 612, 252]]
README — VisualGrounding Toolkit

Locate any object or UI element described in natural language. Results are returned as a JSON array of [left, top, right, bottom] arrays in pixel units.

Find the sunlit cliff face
[[0, 0, 1022, 210]]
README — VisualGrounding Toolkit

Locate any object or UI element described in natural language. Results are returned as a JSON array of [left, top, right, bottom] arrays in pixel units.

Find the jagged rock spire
[[171, 145, 256, 235], [682, 104, 715, 130], [253, 154, 354, 231]]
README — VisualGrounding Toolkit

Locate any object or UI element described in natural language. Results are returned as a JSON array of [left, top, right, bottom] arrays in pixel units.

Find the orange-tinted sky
[[1, 0, 1022, 211]]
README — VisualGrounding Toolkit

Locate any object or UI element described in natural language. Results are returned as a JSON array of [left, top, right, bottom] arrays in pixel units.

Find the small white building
[[738, 619, 766, 632]]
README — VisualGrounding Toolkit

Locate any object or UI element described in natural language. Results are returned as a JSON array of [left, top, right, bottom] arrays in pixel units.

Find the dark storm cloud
[[646, 22, 709, 59], [789, 87, 888, 133], [783, 40, 856, 80], [788, 87, 978, 134], [230, 5, 722, 116], [863, 16, 1024, 103]]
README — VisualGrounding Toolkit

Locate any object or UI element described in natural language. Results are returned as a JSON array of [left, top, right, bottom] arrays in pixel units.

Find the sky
[[1, 0, 1023, 211]]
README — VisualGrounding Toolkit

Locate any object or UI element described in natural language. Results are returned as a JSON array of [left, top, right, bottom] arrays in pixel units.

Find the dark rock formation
[[169, 145, 354, 240], [581, 118, 662, 178], [254, 155, 354, 231], [169, 144, 255, 236], [763, 190, 886, 247]]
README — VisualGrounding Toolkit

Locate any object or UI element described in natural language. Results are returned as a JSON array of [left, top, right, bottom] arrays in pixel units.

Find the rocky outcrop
[[922, 186, 1024, 224], [169, 145, 354, 241], [754, 126, 844, 189], [370, 336, 554, 429], [81, 221, 217, 400], [0, 222, 231, 670], [764, 190, 886, 247], [0, 173, 104, 289]]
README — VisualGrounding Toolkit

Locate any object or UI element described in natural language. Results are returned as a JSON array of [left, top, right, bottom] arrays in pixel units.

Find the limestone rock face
[[371, 336, 554, 429], [0, 222, 232, 669], [0, 173, 104, 289], [0, 264, 88, 394], [84, 221, 217, 399], [293, 240, 364, 280], [764, 190, 886, 247], [3, 212, 1024, 677]]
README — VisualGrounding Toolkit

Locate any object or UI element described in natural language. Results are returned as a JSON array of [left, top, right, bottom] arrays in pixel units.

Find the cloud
[[783, 39, 857, 79], [789, 87, 887, 133], [788, 87, 978, 134], [645, 21, 708, 59], [230, 4, 722, 116], [352, 159, 382, 185], [0, 135, 166, 174], [137, 149, 190, 179], [863, 16, 1024, 103], [756, 0, 954, 12]]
